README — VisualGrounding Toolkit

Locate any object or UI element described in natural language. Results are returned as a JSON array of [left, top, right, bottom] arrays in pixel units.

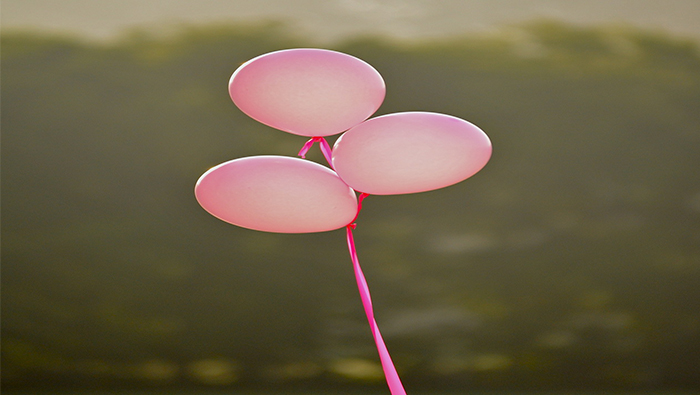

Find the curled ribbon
[[298, 136, 334, 168]]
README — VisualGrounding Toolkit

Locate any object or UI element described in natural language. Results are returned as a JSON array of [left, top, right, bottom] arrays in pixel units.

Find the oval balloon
[[332, 112, 492, 195], [229, 48, 386, 137], [195, 156, 358, 233]]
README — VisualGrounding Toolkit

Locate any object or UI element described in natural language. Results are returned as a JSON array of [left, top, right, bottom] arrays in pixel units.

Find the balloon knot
[[347, 223, 357, 230]]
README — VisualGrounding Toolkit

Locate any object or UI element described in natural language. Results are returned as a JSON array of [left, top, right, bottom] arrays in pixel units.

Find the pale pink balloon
[[229, 48, 386, 137], [195, 156, 358, 233], [332, 112, 492, 195]]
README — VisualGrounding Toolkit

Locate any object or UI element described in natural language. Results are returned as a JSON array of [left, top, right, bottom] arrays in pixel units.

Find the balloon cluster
[[195, 48, 492, 394]]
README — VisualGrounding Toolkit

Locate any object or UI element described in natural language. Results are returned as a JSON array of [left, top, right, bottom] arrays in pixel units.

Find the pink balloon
[[332, 112, 492, 195], [195, 156, 358, 233], [229, 48, 386, 137]]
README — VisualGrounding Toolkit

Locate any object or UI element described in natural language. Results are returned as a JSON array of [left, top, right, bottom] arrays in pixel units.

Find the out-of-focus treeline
[[2, 21, 699, 392]]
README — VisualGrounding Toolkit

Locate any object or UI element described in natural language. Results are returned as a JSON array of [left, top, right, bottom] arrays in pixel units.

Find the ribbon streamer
[[347, 193, 407, 395], [297, 142, 406, 394], [298, 137, 334, 168]]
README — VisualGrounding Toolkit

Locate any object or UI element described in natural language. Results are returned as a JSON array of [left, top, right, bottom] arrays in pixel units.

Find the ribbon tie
[[298, 136, 334, 168]]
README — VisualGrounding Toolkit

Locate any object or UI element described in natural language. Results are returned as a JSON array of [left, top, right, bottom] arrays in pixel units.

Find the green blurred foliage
[[1, 21, 699, 391]]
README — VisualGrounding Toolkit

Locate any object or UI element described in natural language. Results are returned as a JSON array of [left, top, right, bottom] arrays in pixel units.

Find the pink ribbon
[[346, 193, 407, 395], [298, 137, 334, 168], [297, 141, 406, 394]]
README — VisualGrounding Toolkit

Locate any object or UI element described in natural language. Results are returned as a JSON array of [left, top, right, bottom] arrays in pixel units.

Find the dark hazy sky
[[3, 0, 700, 42]]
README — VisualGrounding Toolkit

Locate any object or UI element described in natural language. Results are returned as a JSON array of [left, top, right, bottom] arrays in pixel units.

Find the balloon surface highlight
[[229, 48, 386, 137], [195, 156, 357, 233], [332, 112, 492, 195]]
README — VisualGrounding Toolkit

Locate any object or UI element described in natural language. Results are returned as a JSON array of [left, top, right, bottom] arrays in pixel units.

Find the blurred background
[[2, 0, 699, 393]]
